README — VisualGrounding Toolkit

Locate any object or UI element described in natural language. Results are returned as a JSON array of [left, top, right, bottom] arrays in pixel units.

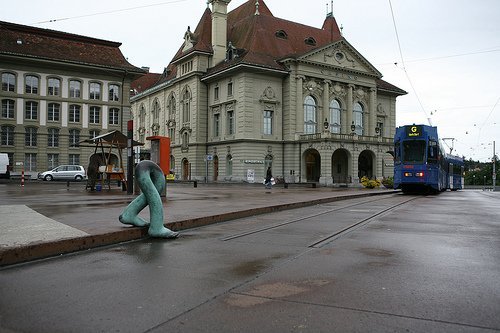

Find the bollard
[[21, 169, 24, 187], [194, 180, 197, 188], [67, 180, 70, 190]]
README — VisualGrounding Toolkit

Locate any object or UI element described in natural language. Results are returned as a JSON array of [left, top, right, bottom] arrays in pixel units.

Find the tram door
[[448, 162, 453, 190]]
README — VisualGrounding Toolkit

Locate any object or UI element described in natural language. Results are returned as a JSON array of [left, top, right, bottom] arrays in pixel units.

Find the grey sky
[[2, 0, 499, 161]]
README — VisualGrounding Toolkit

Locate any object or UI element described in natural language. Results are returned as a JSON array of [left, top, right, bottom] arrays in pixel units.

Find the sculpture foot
[[119, 214, 150, 227], [148, 227, 179, 239]]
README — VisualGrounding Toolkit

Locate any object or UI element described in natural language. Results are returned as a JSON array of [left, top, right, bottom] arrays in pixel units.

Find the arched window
[[152, 99, 160, 124], [170, 155, 175, 173], [139, 104, 146, 128], [1, 72, 16, 92], [151, 100, 161, 135], [329, 99, 341, 134], [353, 102, 364, 135], [47, 77, 61, 96], [305, 37, 317, 46], [69, 80, 81, 98], [182, 132, 189, 149], [275, 30, 288, 39], [25, 75, 38, 94], [89, 82, 101, 100], [108, 84, 120, 102], [304, 96, 317, 134], [182, 88, 191, 123], [168, 94, 176, 118]]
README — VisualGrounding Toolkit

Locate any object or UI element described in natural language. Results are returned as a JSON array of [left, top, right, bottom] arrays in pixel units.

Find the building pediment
[[297, 40, 382, 78]]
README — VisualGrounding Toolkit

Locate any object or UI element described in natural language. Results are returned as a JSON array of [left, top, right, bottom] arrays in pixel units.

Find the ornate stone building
[[0, 21, 144, 177], [131, 0, 406, 186]]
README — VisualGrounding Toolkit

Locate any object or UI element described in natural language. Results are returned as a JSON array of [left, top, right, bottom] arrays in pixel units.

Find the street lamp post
[[493, 140, 497, 191]]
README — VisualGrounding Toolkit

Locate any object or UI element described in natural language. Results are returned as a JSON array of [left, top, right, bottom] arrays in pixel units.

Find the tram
[[445, 154, 465, 191], [393, 124, 464, 193]]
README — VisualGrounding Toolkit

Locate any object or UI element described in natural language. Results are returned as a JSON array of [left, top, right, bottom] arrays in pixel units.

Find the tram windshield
[[403, 140, 426, 163]]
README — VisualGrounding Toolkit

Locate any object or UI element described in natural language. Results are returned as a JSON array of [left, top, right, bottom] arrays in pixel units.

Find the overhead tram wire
[[479, 96, 500, 131], [388, 0, 431, 125], [376, 48, 500, 67], [32, 0, 188, 24], [474, 95, 500, 149]]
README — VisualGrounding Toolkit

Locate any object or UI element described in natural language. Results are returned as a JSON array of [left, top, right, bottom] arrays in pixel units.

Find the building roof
[[375, 78, 407, 96], [0, 20, 145, 74], [224, 1, 342, 69], [147, 0, 406, 96], [130, 72, 162, 96], [172, 0, 342, 73]]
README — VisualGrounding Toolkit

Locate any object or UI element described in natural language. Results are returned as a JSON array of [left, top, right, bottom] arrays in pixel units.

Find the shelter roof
[[79, 130, 143, 149]]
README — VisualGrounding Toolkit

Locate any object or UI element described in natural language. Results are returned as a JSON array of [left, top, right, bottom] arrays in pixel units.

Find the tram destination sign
[[406, 125, 422, 138]]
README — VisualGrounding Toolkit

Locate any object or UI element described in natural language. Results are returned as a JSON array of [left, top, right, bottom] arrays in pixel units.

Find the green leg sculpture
[[119, 160, 179, 238]]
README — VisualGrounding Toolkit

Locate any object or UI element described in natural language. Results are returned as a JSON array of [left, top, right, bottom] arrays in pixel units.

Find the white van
[[0, 153, 10, 179]]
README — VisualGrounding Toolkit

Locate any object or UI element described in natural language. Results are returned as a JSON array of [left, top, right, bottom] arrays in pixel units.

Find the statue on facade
[[119, 160, 179, 238]]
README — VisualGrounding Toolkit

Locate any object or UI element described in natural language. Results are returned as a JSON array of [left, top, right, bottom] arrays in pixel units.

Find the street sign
[[206, 155, 213, 161]]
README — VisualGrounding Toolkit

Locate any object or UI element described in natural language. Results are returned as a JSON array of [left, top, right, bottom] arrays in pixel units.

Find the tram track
[[221, 194, 420, 246], [308, 196, 420, 248]]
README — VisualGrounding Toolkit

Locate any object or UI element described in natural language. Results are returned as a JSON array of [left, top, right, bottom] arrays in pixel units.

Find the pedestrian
[[265, 166, 273, 189], [87, 155, 103, 191]]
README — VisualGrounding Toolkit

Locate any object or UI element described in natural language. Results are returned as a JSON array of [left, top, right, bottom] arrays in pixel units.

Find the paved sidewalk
[[0, 180, 395, 266]]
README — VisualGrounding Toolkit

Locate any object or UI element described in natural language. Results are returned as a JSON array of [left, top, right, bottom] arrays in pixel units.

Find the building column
[[346, 84, 354, 134], [323, 80, 330, 129], [369, 87, 377, 136], [296, 76, 304, 135], [320, 148, 332, 186]]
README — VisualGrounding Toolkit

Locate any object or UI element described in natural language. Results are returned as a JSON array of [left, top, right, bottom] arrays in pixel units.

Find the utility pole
[[127, 120, 134, 195], [493, 140, 497, 192]]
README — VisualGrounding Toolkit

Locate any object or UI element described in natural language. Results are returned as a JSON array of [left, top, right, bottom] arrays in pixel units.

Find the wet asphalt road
[[0, 190, 499, 332]]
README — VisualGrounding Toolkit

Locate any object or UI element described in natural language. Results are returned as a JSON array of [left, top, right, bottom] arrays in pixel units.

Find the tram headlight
[[415, 172, 424, 177], [404, 172, 412, 177]]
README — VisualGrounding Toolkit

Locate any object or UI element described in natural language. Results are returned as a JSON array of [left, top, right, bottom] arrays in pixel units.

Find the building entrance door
[[182, 159, 189, 180], [304, 149, 320, 182], [332, 149, 350, 183], [358, 150, 374, 179]]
